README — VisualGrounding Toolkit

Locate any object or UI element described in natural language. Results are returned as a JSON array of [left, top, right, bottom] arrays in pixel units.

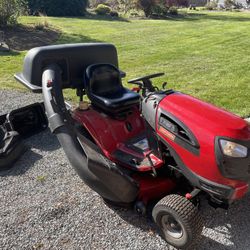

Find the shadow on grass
[[58, 32, 103, 44], [157, 12, 250, 22], [50, 12, 129, 22], [0, 50, 20, 56], [82, 12, 130, 22]]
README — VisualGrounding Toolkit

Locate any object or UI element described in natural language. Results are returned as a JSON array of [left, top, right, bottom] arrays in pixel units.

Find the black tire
[[152, 194, 203, 249], [134, 201, 146, 215]]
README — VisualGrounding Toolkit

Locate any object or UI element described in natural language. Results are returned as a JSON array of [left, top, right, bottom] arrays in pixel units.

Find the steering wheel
[[128, 73, 164, 84], [128, 73, 164, 97]]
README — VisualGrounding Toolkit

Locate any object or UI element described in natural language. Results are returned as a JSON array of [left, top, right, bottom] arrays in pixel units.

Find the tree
[[28, 0, 88, 16]]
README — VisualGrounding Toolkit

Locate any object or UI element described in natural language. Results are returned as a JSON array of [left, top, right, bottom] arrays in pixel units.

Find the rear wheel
[[152, 194, 203, 249]]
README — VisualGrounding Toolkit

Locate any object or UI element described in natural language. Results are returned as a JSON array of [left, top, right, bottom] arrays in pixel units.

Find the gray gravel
[[0, 90, 250, 250]]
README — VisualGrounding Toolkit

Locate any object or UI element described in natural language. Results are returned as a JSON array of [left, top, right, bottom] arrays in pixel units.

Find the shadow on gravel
[[28, 129, 60, 152], [200, 193, 250, 249], [0, 130, 60, 177], [105, 193, 250, 249], [104, 201, 162, 237], [0, 150, 43, 177]]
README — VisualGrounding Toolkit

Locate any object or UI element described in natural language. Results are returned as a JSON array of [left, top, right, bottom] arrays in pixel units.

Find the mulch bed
[[2, 25, 60, 51]]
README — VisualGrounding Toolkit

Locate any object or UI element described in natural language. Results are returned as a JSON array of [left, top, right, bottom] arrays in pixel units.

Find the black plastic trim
[[158, 109, 200, 156], [14, 73, 42, 93], [159, 137, 234, 200], [215, 136, 250, 181], [142, 92, 173, 130]]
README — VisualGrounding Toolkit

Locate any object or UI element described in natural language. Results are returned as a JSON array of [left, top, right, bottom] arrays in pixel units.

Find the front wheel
[[152, 194, 203, 249]]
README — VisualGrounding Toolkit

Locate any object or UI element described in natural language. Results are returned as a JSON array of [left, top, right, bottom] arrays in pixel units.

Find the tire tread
[[153, 194, 203, 249]]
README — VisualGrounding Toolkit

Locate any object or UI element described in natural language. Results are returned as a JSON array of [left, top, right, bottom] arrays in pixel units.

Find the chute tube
[[42, 64, 139, 203]]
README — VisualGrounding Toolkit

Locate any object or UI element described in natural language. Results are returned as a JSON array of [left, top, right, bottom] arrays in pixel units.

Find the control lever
[[146, 151, 157, 177], [162, 82, 168, 89]]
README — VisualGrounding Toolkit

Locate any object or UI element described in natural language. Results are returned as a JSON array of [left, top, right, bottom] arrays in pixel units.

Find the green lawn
[[1, 11, 250, 117]]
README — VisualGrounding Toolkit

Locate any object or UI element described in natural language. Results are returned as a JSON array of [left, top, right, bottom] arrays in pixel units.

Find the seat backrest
[[85, 64, 123, 96]]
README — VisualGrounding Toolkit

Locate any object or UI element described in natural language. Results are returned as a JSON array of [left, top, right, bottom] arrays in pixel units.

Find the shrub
[[136, 0, 183, 17], [89, 0, 136, 13], [224, 0, 235, 9], [233, 1, 243, 9], [89, 0, 107, 8], [205, 1, 218, 10], [136, 0, 155, 17], [151, 4, 169, 16], [34, 23, 46, 30], [118, 0, 137, 13], [110, 10, 119, 16], [34, 13, 50, 30], [230, 0, 243, 10], [28, 0, 87, 16], [0, 0, 27, 27], [168, 6, 178, 15], [222, 0, 242, 10], [129, 11, 140, 17], [95, 4, 111, 15]]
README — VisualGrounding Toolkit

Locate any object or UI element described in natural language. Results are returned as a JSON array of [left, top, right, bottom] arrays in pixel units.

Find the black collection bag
[[0, 125, 25, 170], [0, 103, 48, 170]]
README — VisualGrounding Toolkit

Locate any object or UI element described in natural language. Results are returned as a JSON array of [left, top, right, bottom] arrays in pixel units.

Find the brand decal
[[159, 126, 176, 141]]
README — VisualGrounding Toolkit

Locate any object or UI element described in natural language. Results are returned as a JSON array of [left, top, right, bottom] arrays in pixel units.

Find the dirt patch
[[3, 25, 60, 51]]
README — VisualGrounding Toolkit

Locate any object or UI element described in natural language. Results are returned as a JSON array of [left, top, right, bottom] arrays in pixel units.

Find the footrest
[[112, 135, 163, 172]]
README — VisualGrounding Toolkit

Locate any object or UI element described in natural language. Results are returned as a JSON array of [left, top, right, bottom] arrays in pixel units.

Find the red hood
[[160, 92, 249, 139]]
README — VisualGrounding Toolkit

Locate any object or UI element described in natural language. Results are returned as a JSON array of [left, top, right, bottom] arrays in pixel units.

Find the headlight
[[219, 139, 248, 158]]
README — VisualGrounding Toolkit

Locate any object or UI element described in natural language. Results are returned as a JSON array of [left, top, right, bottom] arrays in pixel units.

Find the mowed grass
[[0, 11, 250, 117]]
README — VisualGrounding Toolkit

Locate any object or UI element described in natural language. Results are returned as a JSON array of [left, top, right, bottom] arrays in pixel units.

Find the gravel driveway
[[0, 90, 249, 250]]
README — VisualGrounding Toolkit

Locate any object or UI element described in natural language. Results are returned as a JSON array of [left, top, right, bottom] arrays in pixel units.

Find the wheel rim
[[161, 214, 183, 239]]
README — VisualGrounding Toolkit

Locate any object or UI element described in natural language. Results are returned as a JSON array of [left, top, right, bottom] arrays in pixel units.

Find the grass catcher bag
[[0, 103, 48, 170]]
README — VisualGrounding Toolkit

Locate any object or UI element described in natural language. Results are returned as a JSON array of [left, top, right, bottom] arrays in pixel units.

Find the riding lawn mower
[[1, 43, 249, 249]]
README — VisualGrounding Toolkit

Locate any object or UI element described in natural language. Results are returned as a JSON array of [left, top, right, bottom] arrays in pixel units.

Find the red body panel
[[73, 106, 164, 171], [157, 92, 250, 193], [73, 106, 172, 202], [133, 174, 176, 204], [73, 106, 145, 158]]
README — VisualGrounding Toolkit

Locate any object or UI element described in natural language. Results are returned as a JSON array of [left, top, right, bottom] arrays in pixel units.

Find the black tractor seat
[[85, 64, 140, 113]]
